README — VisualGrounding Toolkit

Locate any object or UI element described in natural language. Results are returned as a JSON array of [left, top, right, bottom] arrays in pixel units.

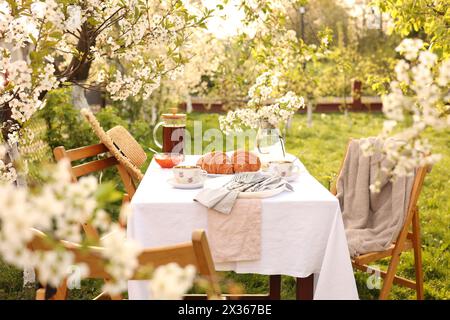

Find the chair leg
[[379, 252, 402, 300], [412, 210, 424, 300], [117, 164, 136, 198], [82, 222, 100, 242], [36, 288, 46, 300], [119, 193, 130, 228], [51, 281, 69, 300], [269, 275, 281, 300], [42, 281, 69, 300]]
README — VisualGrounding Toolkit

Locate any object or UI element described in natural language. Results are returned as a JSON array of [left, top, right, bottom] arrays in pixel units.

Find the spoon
[[148, 146, 160, 154]]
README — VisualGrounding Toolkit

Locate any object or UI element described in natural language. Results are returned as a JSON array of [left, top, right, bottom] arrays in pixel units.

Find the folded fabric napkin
[[194, 172, 293, 214], [207, 199, 262, 263]]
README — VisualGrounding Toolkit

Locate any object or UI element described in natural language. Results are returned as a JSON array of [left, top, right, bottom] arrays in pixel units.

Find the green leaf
[[95, 182, 123, 206]]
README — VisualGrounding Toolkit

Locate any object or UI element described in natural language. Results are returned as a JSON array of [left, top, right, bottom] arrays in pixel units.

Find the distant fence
[[179, 80, 383, 114], [179, 96, 382, 113], [84, 79, 383, 114]]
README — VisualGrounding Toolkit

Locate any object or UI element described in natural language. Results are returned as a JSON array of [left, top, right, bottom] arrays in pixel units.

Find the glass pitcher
[[255, 119, 286, 162], [153, 109, 186, 154]]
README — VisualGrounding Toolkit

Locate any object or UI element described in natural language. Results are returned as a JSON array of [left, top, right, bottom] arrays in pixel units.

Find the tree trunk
[[72, 85, 90, 110], [151, 103, 158, 125], [186, 95, 192, 113], [307, 100, 313, 128]]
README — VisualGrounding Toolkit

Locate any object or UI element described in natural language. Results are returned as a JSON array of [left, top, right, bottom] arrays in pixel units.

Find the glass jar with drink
[[152, 108, 186, 168]]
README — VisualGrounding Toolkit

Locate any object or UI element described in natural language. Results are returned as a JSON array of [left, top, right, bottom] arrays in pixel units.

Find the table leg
[[296, 274, 314, 300], [269, 275, 281, 300]]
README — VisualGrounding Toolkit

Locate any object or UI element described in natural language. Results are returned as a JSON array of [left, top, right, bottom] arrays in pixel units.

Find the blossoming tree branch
[[0, 0, 212, 182]]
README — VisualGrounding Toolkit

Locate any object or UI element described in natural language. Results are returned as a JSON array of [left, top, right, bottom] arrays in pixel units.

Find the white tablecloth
[[128, 156, 358, 300]]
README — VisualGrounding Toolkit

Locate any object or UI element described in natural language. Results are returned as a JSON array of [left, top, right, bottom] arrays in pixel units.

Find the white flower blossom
[[101, 225, 142, 295], [394, 59, 410, 84], [437, 59, 450, 87], [0, 160, 142, 291], [31, 2, 47, 20], [372, 39, 449, 180], [65, 5, 84, 33], [0, 144, 17, 183], [418, 50, 437, 67], [395, 38, 424, 61], [220, 72, 304, 133], [150, 263, 196, 300]]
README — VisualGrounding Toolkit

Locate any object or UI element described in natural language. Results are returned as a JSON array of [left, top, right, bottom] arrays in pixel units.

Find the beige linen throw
[[336, 138, 415, 257], [207, 199, 261, 263]]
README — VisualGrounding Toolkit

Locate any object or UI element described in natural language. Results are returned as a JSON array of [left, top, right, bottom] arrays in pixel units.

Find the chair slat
[[136, 244, 198, 273], [352, 263, 416, 289], [192, 229, 221, 296], [53, 144, 136, 199], [354, 240, 414, 265], [65, 143, 109, 162], [71, 156, 119, 178], [30, 229, 222, 300]]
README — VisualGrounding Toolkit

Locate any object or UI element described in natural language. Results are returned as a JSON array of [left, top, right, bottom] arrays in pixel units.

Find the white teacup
[[268, 160, 300, 178], [173, 165, 206, 184]]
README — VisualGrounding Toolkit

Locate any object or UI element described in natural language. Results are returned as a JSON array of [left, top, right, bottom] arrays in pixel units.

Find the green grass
[[1, 112, 448, 300], [190, 112, 450, 300]]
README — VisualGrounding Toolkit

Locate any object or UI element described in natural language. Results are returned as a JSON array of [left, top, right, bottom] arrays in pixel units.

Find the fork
[[224, 173, 263, 190]]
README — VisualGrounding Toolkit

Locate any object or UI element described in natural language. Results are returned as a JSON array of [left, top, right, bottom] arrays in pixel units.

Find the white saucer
[[167, 178, 204, 189], [207, 173, 232, 178], [284, 172, 300, 182]]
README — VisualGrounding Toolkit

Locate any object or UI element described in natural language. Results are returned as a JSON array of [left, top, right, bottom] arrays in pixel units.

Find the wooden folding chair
[[54, 143, 137, 198], [331, 140, 427, 300], [30, 229, 221, 300], [53, 143, 137, 239]]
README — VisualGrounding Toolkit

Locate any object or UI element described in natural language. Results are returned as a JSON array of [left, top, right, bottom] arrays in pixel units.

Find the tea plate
[[206, 173, 233, 178]]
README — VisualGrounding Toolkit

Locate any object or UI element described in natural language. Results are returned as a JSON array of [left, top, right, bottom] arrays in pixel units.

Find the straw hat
[[81, 108, 146, 181]]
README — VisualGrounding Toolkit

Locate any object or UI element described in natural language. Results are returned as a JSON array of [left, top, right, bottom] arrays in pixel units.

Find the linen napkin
[[194, 172, 293, 214], [207, 199, 262, 263]]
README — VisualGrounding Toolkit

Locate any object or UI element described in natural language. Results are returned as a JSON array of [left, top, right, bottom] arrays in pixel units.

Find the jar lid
[[161, 108, 186, 120]]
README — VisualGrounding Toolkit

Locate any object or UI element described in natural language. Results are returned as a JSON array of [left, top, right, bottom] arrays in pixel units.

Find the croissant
[[197, 152, 234, 174], [232, 150, 261, 173]]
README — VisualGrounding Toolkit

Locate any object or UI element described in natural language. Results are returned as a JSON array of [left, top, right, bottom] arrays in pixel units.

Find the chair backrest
[[333, 139, 428, 199], [29, 229, 221, 299], [332, 139, 429, 238], [330, 139, 352, 196], [54, 143, 136, 198], [405, 165, 428, 215]]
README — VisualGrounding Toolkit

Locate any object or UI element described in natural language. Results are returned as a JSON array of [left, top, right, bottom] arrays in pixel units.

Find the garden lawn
[[1, 112, 448, 300]]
